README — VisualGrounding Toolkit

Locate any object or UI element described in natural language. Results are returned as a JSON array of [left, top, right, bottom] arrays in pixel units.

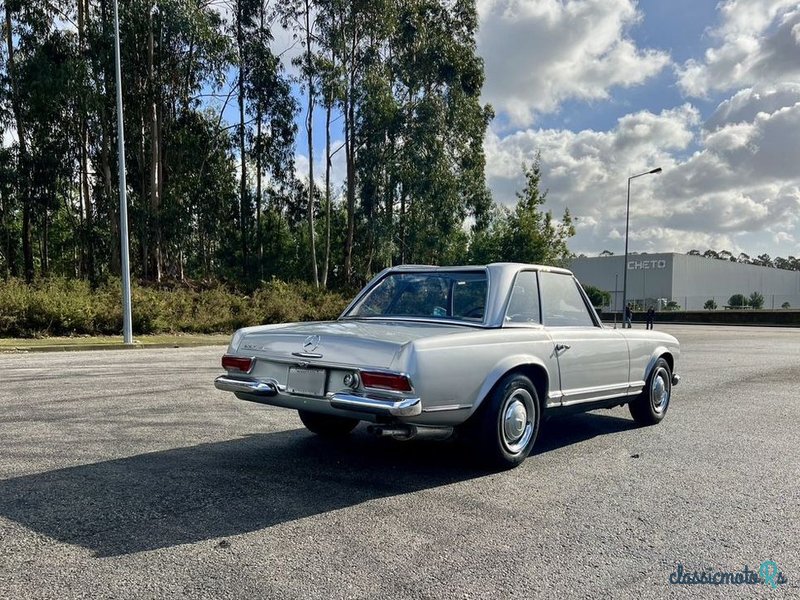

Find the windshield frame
[[339, 268, 491, 327]]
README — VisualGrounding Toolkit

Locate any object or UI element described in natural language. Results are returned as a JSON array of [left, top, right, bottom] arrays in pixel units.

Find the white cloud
[[477, 0, 670, 126], [677, 1, 800, 97], [485, 90, 800, 256], [705, 82, 800, 131]]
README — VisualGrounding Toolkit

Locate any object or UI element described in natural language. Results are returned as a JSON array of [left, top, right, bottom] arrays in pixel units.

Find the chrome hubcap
[[651, 368, 670, 414], [501, 389, 534, 454]]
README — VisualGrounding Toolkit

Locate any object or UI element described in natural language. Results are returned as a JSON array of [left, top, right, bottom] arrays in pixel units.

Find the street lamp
[[621, 167, 662, 326], [113, 0, 133, 344]]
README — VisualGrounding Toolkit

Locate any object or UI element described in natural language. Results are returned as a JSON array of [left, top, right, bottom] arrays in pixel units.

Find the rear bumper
[[214, 375, 422, 418]]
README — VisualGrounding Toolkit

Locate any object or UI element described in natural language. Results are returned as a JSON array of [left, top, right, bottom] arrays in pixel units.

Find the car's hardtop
[[386, 262, 573, 276], [340, 262, 578, 328]]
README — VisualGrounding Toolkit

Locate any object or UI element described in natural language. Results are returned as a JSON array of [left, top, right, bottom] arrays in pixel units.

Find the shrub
[[704, 299, 717, 310], [582, 284, 611, 308], [748, 291, 764, 309], [0, 278, 348, 338], [781, 301, 791, 309], [728, 293, 748, 308]]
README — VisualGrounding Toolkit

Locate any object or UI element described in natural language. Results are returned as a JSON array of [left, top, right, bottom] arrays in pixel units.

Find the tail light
[[222, 355, 254, 373], [360, 371, 412, 392]]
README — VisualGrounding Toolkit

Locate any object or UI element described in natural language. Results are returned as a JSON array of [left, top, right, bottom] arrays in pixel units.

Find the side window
[[505, 271, 540, 324], [539, 272, 595, 327]]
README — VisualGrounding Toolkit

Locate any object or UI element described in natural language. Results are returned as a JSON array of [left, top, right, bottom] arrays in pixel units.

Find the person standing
[[624, 303, 633, 328], [646, 306, 655, 330]]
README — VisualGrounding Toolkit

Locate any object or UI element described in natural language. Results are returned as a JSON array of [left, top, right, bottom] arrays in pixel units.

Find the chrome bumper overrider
[[214, 376, 422, 417], [328, 392, 421, 417], [215, 375, 279, 396], [672, 374, 681, 386]]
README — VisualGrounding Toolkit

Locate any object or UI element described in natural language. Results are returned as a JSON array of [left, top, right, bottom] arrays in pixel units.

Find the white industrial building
[[569, 253, 800, 311]]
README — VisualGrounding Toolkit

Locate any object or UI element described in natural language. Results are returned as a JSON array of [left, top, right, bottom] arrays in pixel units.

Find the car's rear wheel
[[629, 357, 672, 425], [298, 410, 359, 436], [470, 373, 541, 469]]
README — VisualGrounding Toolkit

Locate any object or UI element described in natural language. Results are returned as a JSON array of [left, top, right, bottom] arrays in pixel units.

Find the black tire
[[298, 410, 359, 437], [629, 357, 672, 426], [469, 373, 541, 469]]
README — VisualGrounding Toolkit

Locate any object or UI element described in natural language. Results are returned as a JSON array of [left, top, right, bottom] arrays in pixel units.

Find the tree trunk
[[399, 183, 406, 265], [305, 0, 318, 287], [343, 24, 358, 284], [4, 5, 34, 282], [148, 9, 162, 281], [322, 102, 332, 288], [77, 0, 94, 282], [237, 0, 248, 277], [256, 114, 263, 281], [98, 0, 120, 276]]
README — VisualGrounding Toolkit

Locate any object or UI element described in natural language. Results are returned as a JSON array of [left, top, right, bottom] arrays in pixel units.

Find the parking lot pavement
[[1, 325, 799, 599]]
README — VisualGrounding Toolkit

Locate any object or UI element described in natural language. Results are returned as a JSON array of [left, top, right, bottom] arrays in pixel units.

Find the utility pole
[[113, 0, 133, 344]]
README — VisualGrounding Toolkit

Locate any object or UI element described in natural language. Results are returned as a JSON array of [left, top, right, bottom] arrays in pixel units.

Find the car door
[[538, 271, 630, 405]]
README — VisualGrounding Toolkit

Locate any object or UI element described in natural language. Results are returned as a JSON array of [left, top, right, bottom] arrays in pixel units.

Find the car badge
[[303, 335, 321, 353]]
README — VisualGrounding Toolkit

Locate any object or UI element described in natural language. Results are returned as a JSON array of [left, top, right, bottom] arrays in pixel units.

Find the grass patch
[[0, 333, 232, 351]]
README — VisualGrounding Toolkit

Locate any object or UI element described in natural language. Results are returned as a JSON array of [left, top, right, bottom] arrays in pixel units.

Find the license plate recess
[[287, 367, 327, 397]]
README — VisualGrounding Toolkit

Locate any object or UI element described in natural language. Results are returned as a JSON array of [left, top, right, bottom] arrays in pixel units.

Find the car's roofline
[[386, 263, 574, 276]]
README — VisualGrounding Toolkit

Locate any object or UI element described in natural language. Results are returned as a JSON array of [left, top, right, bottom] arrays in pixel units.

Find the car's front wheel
[[470, 373, 541, 469], [298, 410, 359, 437], [629, 357, 672, 425]]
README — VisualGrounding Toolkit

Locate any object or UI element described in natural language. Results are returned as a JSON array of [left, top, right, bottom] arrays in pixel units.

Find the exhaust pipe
[[367, 424, 453, 441]]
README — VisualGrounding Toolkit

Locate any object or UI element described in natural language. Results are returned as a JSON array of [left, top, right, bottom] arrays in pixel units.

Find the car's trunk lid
[[238, 319, 469, 369]]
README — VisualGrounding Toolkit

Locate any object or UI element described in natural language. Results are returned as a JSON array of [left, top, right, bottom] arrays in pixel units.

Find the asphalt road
[[1, 325, 798, 599]]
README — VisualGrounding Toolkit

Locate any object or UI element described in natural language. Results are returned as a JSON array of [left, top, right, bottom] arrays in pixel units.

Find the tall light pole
[[622, 167, 662, 323], [113, 0, 133, 344]]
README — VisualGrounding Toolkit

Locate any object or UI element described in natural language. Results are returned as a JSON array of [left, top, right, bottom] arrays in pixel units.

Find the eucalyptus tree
[[500, 156, 575, 265]]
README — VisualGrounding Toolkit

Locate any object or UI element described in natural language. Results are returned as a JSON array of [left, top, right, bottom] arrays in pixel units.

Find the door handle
[[555, 343, 571, 352]]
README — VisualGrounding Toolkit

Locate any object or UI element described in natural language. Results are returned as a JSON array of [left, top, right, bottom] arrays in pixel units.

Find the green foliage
[[748, 291, 765, 309], [0, 278, 348, 338], [728, 293, 748, 308], [704, 298, 717, 310], [781, 301, 791, 309], [582, 284, 610, 308], [664, 300, 681, 311], [0, 0, 575, 295], [467, 155, 575, 265]]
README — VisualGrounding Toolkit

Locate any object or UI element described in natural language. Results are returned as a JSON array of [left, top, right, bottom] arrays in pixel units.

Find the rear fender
[[468, 354, 552, 419]]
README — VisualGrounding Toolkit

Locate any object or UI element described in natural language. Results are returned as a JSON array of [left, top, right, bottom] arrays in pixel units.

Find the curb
[[0, 340, 229, 353]]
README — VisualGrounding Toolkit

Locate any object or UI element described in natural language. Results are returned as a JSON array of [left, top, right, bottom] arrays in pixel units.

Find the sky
[[473, 0, 800, 258]]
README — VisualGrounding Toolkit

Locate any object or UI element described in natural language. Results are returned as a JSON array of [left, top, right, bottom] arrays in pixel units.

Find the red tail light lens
[[222, 355, 254, 373], [360, 371, 412, 392]]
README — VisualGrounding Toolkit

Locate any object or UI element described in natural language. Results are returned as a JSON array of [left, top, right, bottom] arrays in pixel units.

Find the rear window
[[346, 272, 488, 322]]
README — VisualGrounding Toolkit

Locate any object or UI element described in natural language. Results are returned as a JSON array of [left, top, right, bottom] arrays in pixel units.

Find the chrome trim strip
[[291, 352, 324, 359], [330, 393, 422, 417], [214, 375, 280, 397], [422, 404, 472, 413], [560, 389, 641, 406]]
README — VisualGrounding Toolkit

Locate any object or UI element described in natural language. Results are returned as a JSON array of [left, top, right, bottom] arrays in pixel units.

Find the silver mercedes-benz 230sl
[[215, 263, 680, 468]]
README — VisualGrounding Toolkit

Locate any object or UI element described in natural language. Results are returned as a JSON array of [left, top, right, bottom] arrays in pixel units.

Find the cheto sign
[[627, 259, 667, 270]]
